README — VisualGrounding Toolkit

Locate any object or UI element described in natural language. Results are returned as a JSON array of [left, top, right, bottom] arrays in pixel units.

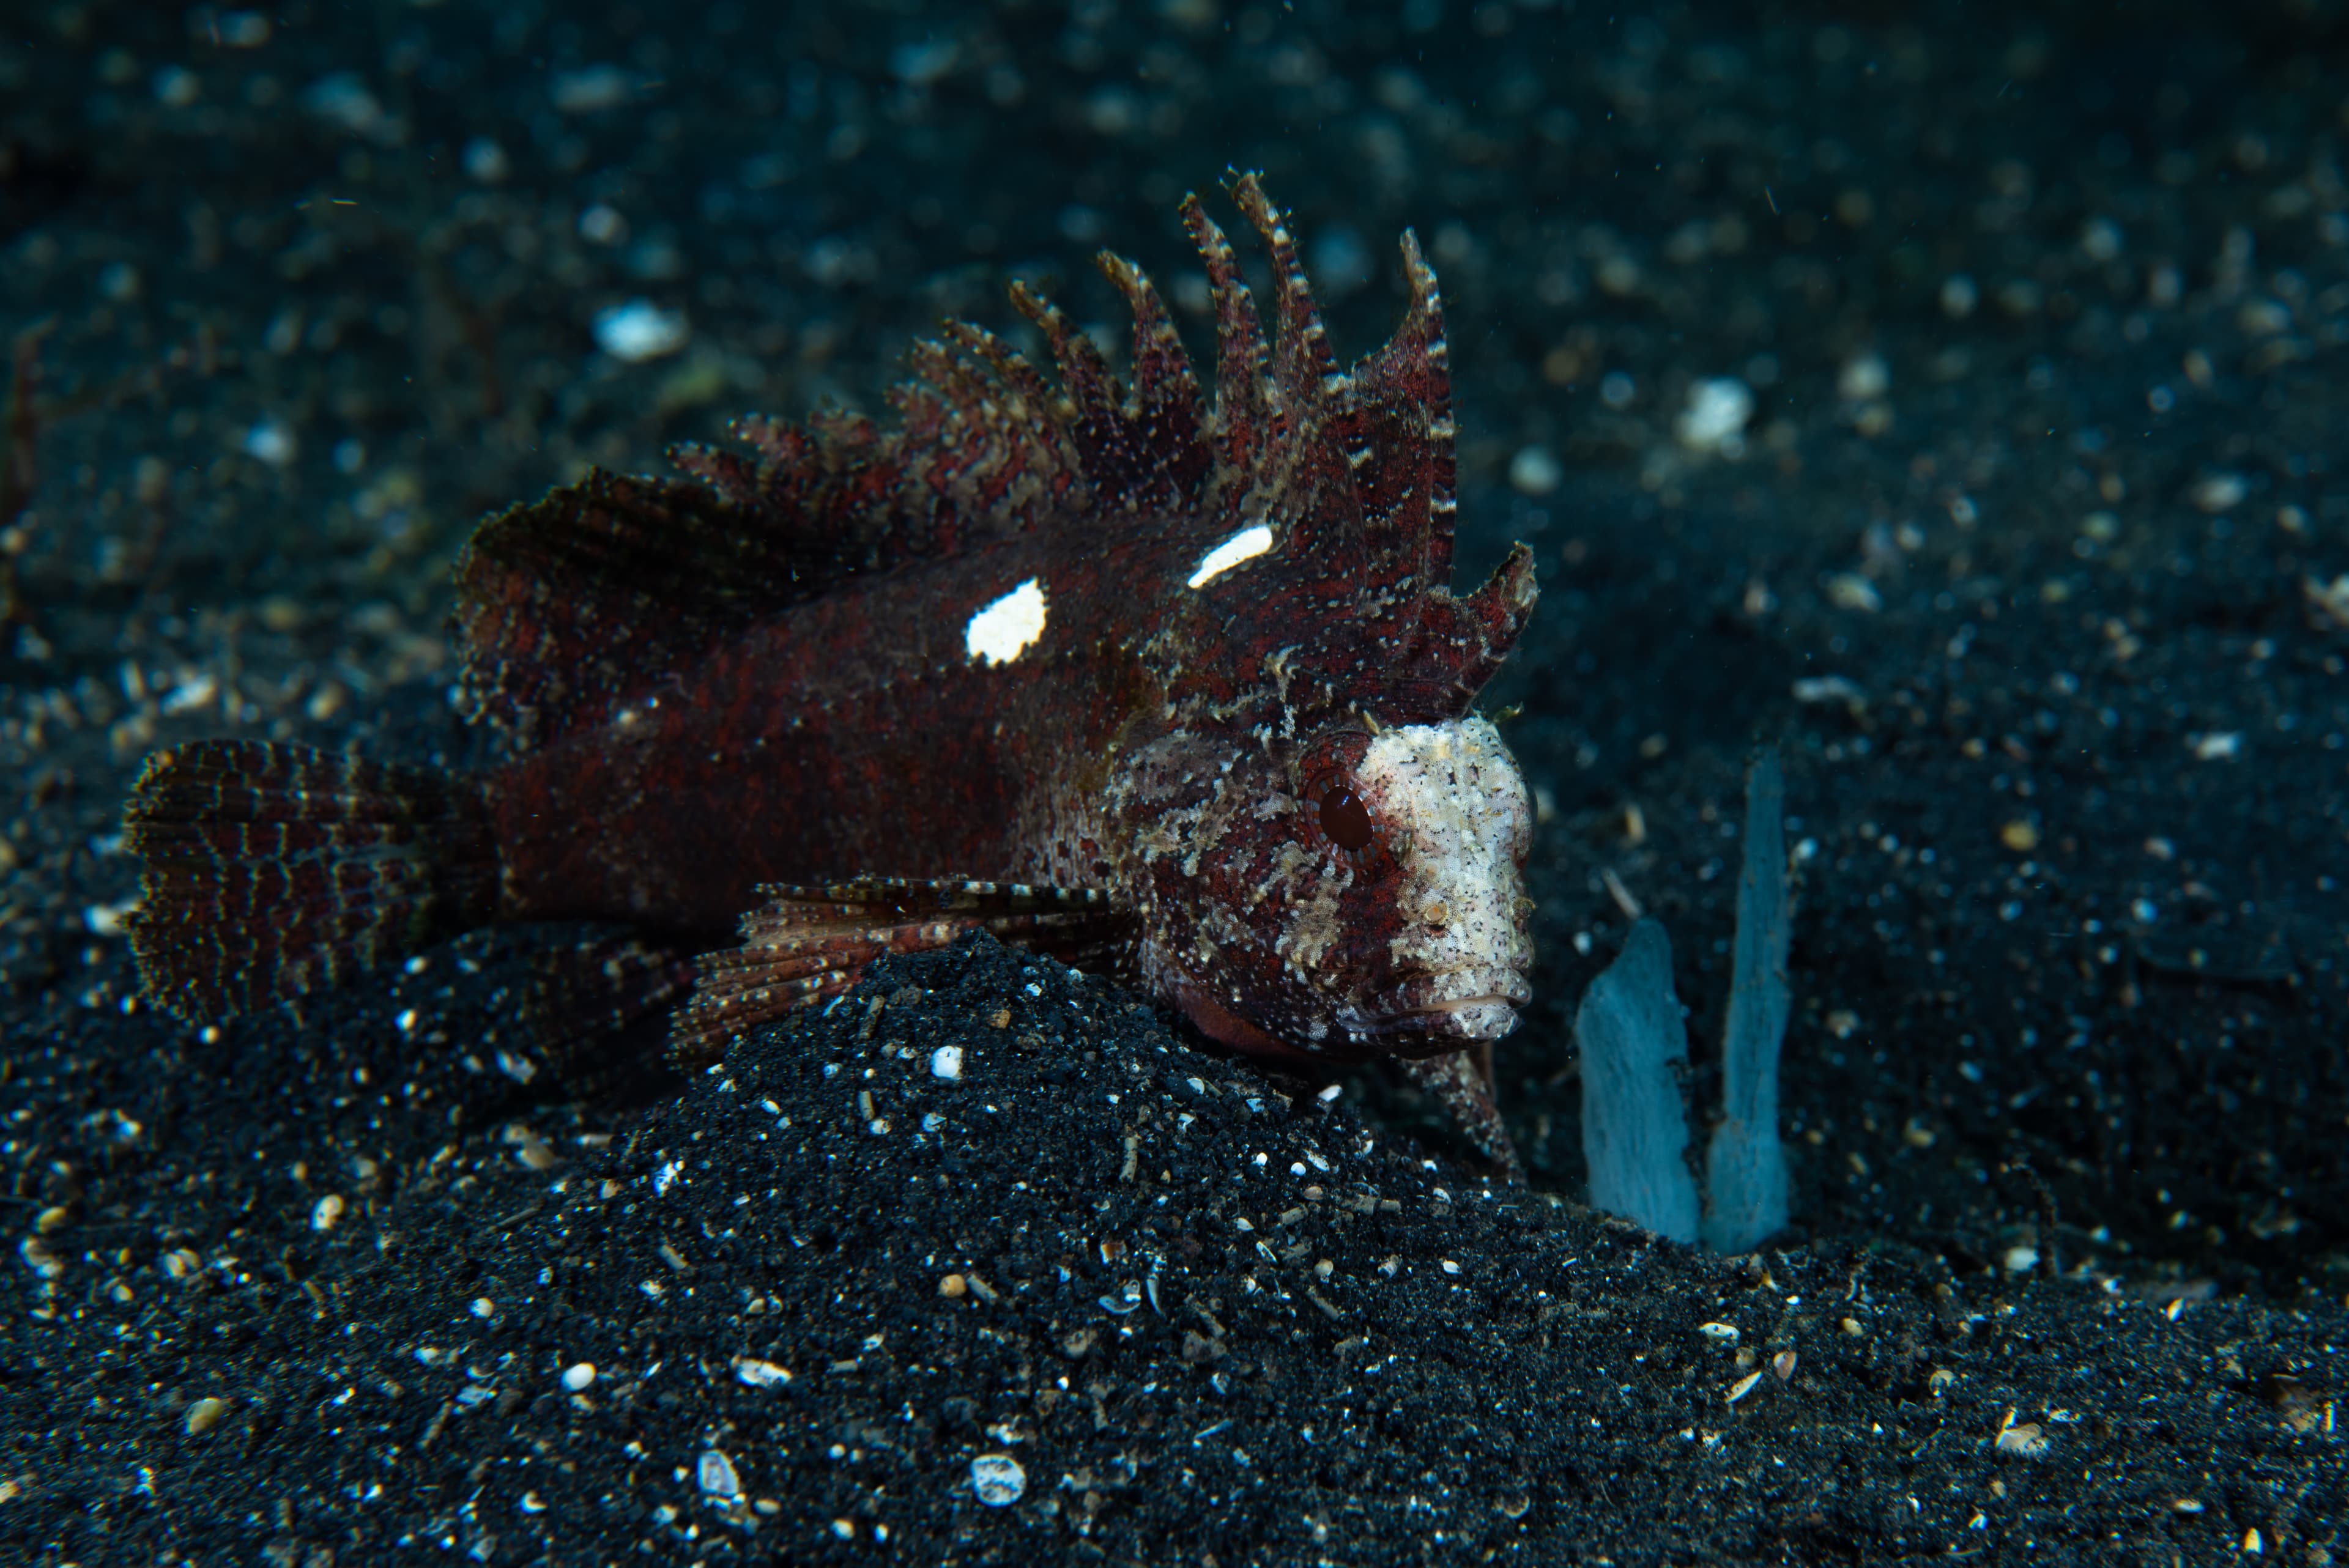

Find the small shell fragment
[[970, 1452, 1026, 1507], [1993, 1407, 2049, 1458], [697, 1449, 741, 1498], [733, 1358, 792, 1389]]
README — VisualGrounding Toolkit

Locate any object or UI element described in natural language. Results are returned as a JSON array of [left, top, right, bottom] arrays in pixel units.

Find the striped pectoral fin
[[1395, 1045, 1521, 1181], [667, 877, 1133, 1068]]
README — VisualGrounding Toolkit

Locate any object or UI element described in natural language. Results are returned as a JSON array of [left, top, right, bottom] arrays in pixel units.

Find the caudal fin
[[122, 740, 498, 1021]]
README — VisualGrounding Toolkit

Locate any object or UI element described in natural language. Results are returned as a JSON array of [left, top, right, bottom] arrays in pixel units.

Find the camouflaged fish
[[122, 174, 1541, 1164]]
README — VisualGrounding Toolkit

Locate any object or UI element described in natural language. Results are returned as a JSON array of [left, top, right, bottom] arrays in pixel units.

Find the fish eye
[[1296, 730, 1398, 878], [1318, 783, 1376, 852]]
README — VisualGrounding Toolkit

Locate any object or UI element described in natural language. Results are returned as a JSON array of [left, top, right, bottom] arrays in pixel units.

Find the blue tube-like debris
[[1702, 747, 1792, 1255], [1577, 917, 1700, 1244]]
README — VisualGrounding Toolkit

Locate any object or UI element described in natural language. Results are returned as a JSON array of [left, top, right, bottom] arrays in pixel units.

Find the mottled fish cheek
[[1274, 856, 1349, 985], [1354, 717, 1537, 1038]]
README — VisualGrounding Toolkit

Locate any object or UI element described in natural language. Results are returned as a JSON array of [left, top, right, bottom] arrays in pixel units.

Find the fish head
[[1119, 714, 1535, 1062]]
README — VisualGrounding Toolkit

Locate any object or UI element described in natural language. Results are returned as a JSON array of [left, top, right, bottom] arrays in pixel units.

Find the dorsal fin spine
[[1096, 253, 1209, 506], [1227, 171, 1340, 400], [1395, 228, 1458, 589], [1176, 194, 1267, 472]]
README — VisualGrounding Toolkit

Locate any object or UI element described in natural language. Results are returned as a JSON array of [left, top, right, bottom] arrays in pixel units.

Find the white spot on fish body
[[1187, 524, 1275, 588], [966, 577, 1048, 665]]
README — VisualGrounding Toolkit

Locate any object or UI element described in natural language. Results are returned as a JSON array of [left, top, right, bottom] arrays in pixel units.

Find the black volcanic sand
[[7, 935, 2342, 1564], [4, 1, 2347, 1562]]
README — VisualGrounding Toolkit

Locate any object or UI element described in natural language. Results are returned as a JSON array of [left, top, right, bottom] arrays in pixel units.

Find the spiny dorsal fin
[[454, 177, 1507, 754], [1352, 227, 1458, 591]]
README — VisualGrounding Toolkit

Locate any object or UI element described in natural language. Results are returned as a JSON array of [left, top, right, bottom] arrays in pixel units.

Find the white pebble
[[930, 1046, 963, 1081], [2192, 473, 2247, 513], [697, 1449, 741, 1499], [560, 1363, 596, 1392], [1837, 352, 1890, 401], [1675, 377, 1753, 456], [83, 900, 136, 937], [970, 1452, 1026, 1506], [461, 136, 510, 183], [551, 64, 633, 114], [1507, 445, 1562, 496], [577, 203, 627, 246], [243, 417, 296, 467], [593, 299, 688, 363], [734, 1358, 792, 1388]]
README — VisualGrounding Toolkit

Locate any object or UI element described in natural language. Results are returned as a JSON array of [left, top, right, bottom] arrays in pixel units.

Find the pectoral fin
[[1395, 1044, 1521, 1179], [668, 877, 1132, 1067]]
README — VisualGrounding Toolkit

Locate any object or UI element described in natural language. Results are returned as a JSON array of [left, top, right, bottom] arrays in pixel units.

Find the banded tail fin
[[669, 878, 1132, 1067], [122, 741, 498, 1021]]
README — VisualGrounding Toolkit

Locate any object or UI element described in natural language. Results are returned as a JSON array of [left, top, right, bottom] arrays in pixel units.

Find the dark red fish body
[[125, 174, 1540, 1160], [473, 548, 1116, 932]]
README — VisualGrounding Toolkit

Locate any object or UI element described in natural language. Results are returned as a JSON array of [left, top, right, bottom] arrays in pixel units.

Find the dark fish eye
[[1318, 785, 1375, 852]]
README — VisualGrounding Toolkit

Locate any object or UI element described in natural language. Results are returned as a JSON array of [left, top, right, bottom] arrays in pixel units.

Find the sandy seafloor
[[4, 0, 2348, 1562]]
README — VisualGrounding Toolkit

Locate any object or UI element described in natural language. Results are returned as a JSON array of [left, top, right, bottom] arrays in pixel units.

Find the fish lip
[[1335, 969, 1532, 1040]]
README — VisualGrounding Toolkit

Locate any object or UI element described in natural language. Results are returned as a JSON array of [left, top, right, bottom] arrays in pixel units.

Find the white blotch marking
[[1340, 716, 1534, 1040], [1186, 524, 1275, 588], [965, 577, 1048, 665]]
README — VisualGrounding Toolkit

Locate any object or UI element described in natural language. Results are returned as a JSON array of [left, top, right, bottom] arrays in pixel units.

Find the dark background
[[3, 2, 2347, 1561]]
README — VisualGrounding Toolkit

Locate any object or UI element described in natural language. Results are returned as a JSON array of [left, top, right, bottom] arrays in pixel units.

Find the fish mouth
[[1335, 969, 1532, 1042]]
